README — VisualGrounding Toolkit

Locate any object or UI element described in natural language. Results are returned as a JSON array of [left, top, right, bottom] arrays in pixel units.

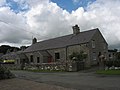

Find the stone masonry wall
[[67, 44, 90, 68], [47, 48, 66, 62], [25, 51, 43, 64], [88, 30, 108, 66]]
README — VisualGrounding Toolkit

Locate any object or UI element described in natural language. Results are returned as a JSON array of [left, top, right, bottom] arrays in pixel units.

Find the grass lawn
[[96, 70, 120, 75]]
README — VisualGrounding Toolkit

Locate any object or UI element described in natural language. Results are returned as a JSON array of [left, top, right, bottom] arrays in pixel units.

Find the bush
[[114, 60, 120, 67], [105, 61, 113, 68], [105, 60, 120, 68], [69, 51, 87, 61], [0, 66, 15, 80]]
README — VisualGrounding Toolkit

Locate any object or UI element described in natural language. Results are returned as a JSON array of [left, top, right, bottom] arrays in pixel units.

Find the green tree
[[69, 51, 87, 61], [115, 52, 120, 60], [0, 45, 20, 54]]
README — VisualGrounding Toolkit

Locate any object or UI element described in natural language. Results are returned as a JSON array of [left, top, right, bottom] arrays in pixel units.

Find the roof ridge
[[36, 28, 98, 44]]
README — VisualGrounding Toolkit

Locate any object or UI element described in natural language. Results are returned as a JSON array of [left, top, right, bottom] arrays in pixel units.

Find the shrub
[[114, 60, 120, 67], [0, 66, 15, 80], [105, 61, 113, 68], [105, 60, 120, 68], [69, 51, 87, 61]]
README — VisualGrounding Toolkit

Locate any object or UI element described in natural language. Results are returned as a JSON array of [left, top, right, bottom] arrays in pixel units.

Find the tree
[[115, 52, 120, 60], [69, 51, 87, 61], [0, 45, 20, 54]]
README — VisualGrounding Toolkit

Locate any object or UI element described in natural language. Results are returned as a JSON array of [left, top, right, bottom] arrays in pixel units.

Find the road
[[11, 70, 120, 90]]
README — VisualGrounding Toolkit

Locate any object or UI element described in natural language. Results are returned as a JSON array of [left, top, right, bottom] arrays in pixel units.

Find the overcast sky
[[0, 0, 120, 49]]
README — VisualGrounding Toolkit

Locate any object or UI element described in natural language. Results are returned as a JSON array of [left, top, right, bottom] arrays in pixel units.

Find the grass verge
[[96, 70, 120, 75]]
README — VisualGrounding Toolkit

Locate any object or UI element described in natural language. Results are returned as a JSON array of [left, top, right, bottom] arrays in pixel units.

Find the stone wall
[[25, 51, 43, 64], [25, 45, 91, 68], [24, 63, 66, 71], [47, 48, 66, 62], [1, 64, 21, 70], [25, 48, 66, 64], [67, 44, 90, 68], [88, 30, 108, 66]]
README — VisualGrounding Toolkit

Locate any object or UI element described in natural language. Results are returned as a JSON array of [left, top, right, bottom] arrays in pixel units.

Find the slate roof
[[1, 50, 27, 60], [24, 28, 99, 53]]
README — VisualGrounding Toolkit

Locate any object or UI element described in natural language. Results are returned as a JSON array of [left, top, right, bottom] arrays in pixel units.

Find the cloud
[[0, 0, 6, 7], [84, 0, 120, 48], [0, 7, 30, 45], [72, 0, 81, 3], [0, 0, 120, 49], [25, 1, 71, 40], [5, 0, 29, 13]]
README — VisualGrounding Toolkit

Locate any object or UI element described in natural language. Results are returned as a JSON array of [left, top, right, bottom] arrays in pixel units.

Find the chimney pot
[[72, 24, 80, 35], [32, 38, 37, 44]]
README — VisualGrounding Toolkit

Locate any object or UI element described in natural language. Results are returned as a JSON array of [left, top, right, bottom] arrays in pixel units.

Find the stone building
[[1, 50, 28, 69], [23, 25, 108, 68], [108, 49, 117, 60]]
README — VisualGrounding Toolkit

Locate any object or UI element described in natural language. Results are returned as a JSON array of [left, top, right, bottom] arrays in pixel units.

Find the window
[[93, 52, 96, 60], [104, 52, 106, 59], [103, 43, 106, 49], [30, 55, 33, 62], [55, 53, 60, 60], [109, 54, 111, 57], [37, 57, 40, 63], [92, 40, 95, 48], [98, 52, 101, 57]]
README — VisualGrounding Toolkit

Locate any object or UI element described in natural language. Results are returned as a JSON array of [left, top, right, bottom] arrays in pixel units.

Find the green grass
[[96, 70, 120, 75]]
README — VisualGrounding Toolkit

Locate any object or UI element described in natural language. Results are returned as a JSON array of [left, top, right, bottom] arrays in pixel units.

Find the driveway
[[0, 78, 74, 90], [11, 70, 120, 90]]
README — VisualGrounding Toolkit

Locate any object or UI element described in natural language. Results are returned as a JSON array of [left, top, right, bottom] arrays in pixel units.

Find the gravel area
[[0, 78, 75, 90]]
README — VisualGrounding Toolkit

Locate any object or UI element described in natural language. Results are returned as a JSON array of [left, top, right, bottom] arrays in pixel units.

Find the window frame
[[55, 52, 60, 60], [93, 52, 96, 60], [30, 55, 33, 62], [92, 40, 95, 48], [37, 57, 40, 63]]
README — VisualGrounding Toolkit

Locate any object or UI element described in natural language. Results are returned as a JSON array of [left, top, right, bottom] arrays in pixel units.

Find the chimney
[[32, 38, 37, 44], [72, 24, 80, 35]]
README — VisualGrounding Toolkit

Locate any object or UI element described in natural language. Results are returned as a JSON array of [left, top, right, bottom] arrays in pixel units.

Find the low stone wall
[[23, 61, 85, 71], [1, 64, 21, 70], [1, 61, 85, 71], [24, 63, 66, 71]]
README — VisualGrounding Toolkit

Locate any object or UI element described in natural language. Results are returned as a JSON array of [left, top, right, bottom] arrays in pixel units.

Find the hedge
[[105, 60, 120, 67], [0, 65, 15, 80]]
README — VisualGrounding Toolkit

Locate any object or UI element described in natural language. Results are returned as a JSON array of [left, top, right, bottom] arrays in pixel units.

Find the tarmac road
[[11, 70, 120, 90]]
